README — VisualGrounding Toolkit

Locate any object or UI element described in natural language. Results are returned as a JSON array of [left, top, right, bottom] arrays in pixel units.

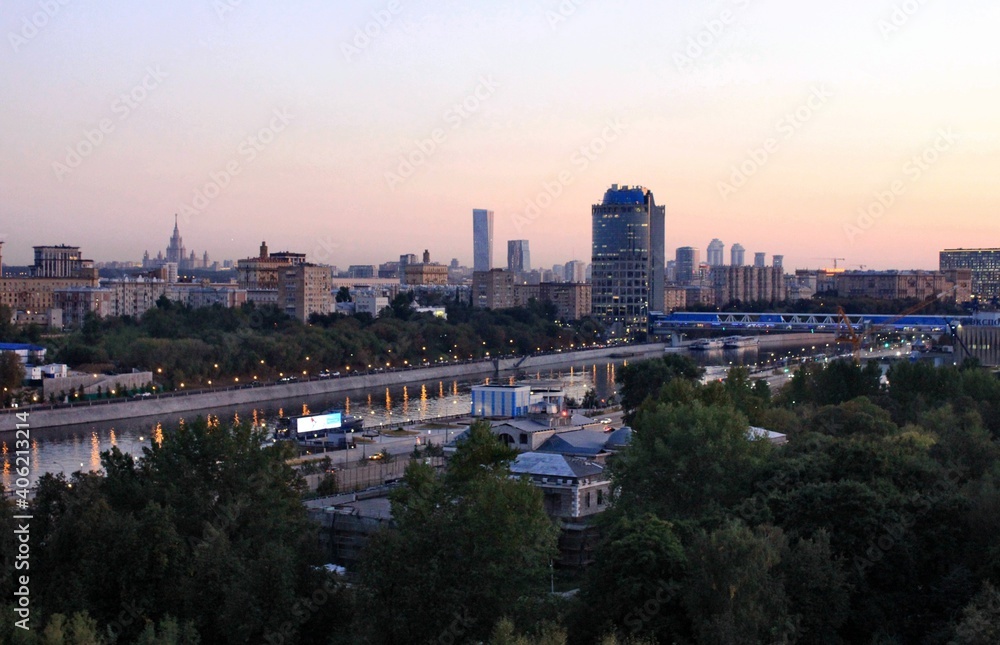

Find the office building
[[731, 243, 746, 267], [277, 264, 333, 322], [833, 269, 972, 302], [754, 252, 766, 268], [404, 253, 449, 286], [32, 245, 97, 280], [773, 255, 784, 271], [347, 265, 377, 279], [237, 242, 307, 304], [355, 292, 390, 318], [473, 209, 494, 272], [507, 240, 531, 275], [591, 185, 665, 336], [711, 265, 787, 306], [675, 247, 700, 286], [707, 239, 725, 267], [941, 249, 1000, 300], [473, 269, 516, 309], [564, 260, 587, 284]]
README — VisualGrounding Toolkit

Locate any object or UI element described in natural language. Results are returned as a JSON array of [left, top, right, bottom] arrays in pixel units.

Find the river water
[[2, 340, 841, 487]]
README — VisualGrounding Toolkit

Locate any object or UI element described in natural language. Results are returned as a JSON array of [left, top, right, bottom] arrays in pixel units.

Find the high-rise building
[[564, 260, 587, 284], [941, 248, 1000, 300], [473, 209, 494, 272], [277, 264, 333, 322], [707, 239, 726, 267], [165, 215, 186, 264], [32, 245, 97, 280], [773, 255, 784, 271], [675, 247, 700, 286], [754, 252, 767, 268], [507, 240, 531, 275], [731, 244, 746, 267], [711, 265, 787, 305], [591, 184, 665, 336]]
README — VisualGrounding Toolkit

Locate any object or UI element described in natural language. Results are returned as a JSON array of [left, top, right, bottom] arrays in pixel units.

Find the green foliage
[[43, 300, 601, 388], [575, 515, 687, 643], [951, 582, 1000, 644], [21, 419, 347, 644], [358, 425, 558, 644], [616, 354, 704, 418], [612, 400, 771, 521], [0, 350, 25, 390], [445, 419, 518, 485], [781, 359, 883, 407], [683, 521, 794, 645]]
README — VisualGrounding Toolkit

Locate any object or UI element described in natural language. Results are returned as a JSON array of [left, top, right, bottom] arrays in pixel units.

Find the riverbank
[[1, 343, 666, 431]]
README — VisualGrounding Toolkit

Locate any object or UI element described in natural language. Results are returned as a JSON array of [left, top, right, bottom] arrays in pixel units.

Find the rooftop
[[510, 452, 604, 479], [601, 184, 649, 206]]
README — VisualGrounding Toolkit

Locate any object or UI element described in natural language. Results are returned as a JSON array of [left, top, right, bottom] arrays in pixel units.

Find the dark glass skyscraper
[[591, 184, 665, 337], [507, 239, 530, 275], [473, 209, 494, 272]]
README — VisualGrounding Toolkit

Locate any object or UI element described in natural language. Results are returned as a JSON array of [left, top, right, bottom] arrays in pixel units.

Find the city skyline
[[2, 1, 998, 269]]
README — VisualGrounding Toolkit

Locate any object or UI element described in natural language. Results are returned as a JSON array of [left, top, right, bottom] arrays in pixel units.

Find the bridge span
[[649, 311, 996, 336]]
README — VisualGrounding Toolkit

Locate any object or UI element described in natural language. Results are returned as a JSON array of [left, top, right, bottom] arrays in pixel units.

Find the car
[[368, 452, 386, 461], [133, 392, 153, 399], [277, 376, 298, 384], [318, 370, 332, 379], [331, 371, 341, 377]]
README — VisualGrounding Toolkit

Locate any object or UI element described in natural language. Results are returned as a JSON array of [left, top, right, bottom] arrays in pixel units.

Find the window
[[585, 492, 592, 508], [597, 489, 604, 506]]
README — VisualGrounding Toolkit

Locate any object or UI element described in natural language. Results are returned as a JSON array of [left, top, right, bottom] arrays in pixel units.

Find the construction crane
[[836, 286, 959, 361]]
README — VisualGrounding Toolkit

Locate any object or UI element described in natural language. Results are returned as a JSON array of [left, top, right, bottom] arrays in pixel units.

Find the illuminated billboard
[[294, 412, 343, 435]]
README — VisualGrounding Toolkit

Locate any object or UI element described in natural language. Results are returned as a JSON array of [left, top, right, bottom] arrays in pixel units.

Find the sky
[[1, 0, 998, 271]]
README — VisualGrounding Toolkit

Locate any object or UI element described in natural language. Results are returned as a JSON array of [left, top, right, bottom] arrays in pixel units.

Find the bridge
[[648, 311, 992, 335]]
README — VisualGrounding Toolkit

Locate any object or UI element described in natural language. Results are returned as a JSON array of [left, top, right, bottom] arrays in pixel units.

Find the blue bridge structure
[[649, 311, 985, 335]]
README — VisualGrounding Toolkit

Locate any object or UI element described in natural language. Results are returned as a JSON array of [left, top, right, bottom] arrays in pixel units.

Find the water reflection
[[5, 347, 804, 486]]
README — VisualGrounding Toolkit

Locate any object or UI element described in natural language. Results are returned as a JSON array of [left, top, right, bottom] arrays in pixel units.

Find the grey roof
[[537, 430, 610, 457], [510, 452, 604, 479], [605, 426, 633, 449], [748, 426, 788, 444]]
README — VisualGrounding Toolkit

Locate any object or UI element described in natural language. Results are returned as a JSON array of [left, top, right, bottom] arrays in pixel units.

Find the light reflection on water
[[3, 346, 804, 487]]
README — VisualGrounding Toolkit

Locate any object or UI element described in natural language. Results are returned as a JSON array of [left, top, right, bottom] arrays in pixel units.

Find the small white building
[[355, 293, 389, 318], [29, 364, 68, 380]]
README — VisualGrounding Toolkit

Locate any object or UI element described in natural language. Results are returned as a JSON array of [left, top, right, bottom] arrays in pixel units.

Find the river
[[2, 339, 844, 487]]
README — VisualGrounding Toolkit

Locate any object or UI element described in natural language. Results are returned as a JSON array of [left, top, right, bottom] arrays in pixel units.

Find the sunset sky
[[1, 0, 998, 270]]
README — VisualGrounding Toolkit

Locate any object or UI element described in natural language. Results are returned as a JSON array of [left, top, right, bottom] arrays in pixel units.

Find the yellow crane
[[836, 287, 958, 361]]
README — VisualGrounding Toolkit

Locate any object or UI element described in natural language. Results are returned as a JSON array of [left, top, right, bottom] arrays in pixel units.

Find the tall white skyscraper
[[473, 209, 494, 272], [707, 239, 725, 267], [731, 243, 746, 266]]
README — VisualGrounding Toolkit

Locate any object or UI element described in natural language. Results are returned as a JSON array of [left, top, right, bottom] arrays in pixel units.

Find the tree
[[575, 515, 688, 643], [612, 401, 771, 521], [27, 419, 347, 644], [0, 351, 24, 391], [358, 429, 558, 644], [335, 286, 352, 303], [683, 522, 794, 645], [617, 355, 704, 419], [952, 582, 1000, 645], [782, 360, 882, 407]]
